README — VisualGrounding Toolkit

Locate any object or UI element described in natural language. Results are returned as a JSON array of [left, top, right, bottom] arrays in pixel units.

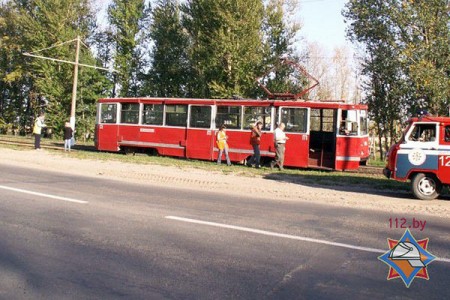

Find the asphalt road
[[0, 164, 449, 300]]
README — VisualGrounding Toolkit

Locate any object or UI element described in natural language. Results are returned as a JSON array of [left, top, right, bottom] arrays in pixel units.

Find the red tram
[[95, 98, 370, 170]]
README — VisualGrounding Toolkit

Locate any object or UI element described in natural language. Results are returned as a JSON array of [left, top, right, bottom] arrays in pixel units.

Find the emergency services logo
[[408, 148, 426, 166], [378, 229, 436, 287]]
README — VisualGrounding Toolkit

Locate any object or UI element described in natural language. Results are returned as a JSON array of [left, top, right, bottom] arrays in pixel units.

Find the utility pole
[[23, 37, 116, 131], [70, 36, 81, 129]]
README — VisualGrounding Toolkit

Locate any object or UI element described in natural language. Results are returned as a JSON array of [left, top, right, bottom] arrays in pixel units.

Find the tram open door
[[308, 108, 337, 169]]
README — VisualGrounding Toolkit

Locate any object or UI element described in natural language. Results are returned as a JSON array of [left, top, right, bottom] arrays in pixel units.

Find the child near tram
[[216, 124, 231, 166]]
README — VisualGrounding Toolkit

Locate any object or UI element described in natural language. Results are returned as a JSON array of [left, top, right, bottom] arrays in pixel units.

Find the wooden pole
[[23, 37, 117, 130], [70, 36, 80, 130]]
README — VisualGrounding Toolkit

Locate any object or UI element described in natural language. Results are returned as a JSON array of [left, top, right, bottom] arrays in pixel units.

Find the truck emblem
[[408, 148, 426, 166]]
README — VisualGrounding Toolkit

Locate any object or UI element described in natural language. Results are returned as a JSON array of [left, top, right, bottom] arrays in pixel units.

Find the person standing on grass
[[33, 113, 46, 150], [63, 122, 73, 152], [247, 121, 262, 168], [270, 122, 289, 170], [216, 124, 231, 166]]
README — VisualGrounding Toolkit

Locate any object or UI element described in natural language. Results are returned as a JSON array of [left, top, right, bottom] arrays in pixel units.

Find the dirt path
[[1, 148, 449, 218]]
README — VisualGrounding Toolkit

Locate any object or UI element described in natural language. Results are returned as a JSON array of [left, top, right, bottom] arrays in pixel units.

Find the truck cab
[[384, 117, 450, 200]]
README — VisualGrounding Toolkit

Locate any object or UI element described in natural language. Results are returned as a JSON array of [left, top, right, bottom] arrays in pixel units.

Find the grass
[[367, 159, 387, 167], [70, 151, 408, 191], [0, 134, 407, 192]]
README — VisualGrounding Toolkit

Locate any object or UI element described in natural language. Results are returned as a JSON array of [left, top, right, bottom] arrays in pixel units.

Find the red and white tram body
[[95, 98, 369, 170]]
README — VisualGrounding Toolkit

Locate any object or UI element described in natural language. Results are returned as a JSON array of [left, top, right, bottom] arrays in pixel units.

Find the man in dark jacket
[[63, 122, 74, 152], [247, 121, 262, 168]]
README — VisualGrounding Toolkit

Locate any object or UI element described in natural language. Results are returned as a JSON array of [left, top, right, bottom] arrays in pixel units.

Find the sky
[[296, 0, 351, 53]]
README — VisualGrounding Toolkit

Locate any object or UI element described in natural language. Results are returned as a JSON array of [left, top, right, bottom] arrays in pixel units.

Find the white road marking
[[0, 185, 88, 204], [165, 216, 450, 264]]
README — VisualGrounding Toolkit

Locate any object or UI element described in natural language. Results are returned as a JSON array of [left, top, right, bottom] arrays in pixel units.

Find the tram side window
[[216, 106, 241, 129], [280, 108, 307, 133], [311, 109, 335, 132], [190, 106, 211, 128], [143, 104, 163, 125], [165, 105, 187, 127], [310, 109, 320, 131], [339, 110, 358, 136], [121, 103, 139, 124], [322, 109, 335, 132], [100, 104, 117, 124], [360, 110, 368, 135], [408, 124, 436, 142], [244, 107, 271, 131]]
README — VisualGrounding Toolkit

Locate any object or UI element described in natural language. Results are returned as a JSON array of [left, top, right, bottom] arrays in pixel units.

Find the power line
[[23, 37, 117, 131], [23, 52, 113, 71], [28, 39, 78, 54]]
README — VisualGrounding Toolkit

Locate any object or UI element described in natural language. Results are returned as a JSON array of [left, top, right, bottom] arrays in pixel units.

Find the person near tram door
[[247, 121, 263, 168], [33, 113, 46, 150], [270, 122, 289, 170], [216, 124, 231, 166]]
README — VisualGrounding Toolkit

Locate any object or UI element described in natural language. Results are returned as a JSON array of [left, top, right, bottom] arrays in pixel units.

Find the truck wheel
[[411, 173, 441, 200]]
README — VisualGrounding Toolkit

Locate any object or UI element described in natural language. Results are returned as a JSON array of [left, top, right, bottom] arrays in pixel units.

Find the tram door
[[186, 105, 214, 160], [96, 103, 119, 151], [308, 108, 337, 168], [279, 107, 310, 167]]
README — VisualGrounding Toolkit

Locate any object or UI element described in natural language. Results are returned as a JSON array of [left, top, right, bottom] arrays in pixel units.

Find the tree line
[[343, 0, 449, 157], [0, 0, 300, 139], [0, 0, 448, 159]]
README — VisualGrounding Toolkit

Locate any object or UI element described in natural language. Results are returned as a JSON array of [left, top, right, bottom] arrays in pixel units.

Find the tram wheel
[[122, 147, 136, 156], [411, 173, 441, 200]]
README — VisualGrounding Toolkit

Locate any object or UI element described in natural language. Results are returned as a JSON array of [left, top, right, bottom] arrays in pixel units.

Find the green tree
[[343, 0, 405, 158], [91, 28, 116, 97], [395, 0, 450, 114], [0, 0, 110, 138], [343, 0, 449, 157], [0, 2, 30, 133], [183, 0, 265, 98], [145, 0, 190, 97], [259, 0, 305, 99], [108, 0, 150, 97]]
